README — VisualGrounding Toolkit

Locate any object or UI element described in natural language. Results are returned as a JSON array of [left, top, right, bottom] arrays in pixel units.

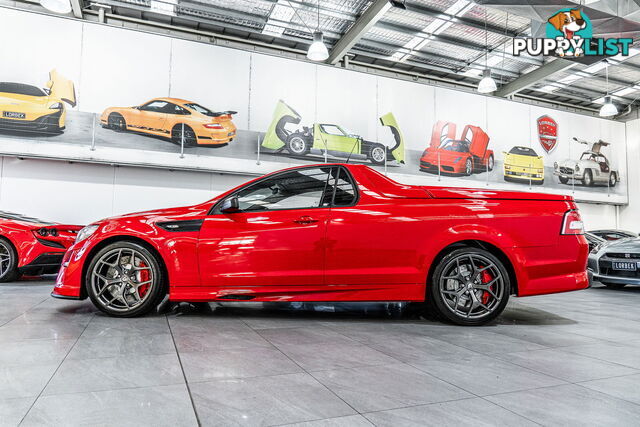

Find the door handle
[[294, 216, 319, 225]]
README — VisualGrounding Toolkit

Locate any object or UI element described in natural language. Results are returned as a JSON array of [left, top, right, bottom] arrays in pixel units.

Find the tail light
[[34, 228, 58, 237], [204, 123, 224, 129], [561, 210, 584, 235]]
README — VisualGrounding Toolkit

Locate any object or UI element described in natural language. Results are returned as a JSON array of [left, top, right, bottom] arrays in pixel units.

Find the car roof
[[149, 97, 193, 105]]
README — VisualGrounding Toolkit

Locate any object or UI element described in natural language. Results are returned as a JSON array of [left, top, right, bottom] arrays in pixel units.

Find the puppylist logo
[[513, 8, 633, 58]]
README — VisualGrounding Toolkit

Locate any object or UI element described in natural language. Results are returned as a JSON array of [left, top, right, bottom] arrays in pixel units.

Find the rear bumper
[[196, 128, 236, 145], [18, 252, 65, 275]]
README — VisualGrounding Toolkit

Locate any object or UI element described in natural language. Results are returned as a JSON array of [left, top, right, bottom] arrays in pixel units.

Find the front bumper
[[504, 166, 544, 182], [18, 252, 65, 275], [0, 110, 63, 133], [419, 159, 465, 174], [588, 253, 640, 285], [554, 169, 583, 181]]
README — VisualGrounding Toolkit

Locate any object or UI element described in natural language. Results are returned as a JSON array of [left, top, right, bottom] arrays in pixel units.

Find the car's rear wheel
[[487, 154, 494, 172], [427, 247, 510, 326], [604, 283, 626, 290], [368, 144, 386, 166], [86, 242, 166, 317], [171, 124, 197, 146], [286, 135, 311, 156], [583, 169, 594, 186], [108, 113, 127, 132], [0, 237, 20, 283]]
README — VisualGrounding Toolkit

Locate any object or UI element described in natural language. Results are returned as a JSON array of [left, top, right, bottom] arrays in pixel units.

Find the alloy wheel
[[90, 247, 155, 313], [289, 137, 306, 154], [371, 146, 386, 163], [0, 241, 11, 278], [438, 253, 505, 320]]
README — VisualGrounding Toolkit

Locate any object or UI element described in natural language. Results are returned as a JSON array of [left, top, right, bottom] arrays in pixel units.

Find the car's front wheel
[[0, 237, 20, 283], [583, 169, 594, 186], [86, 241, 166, 317], [609, 172, 617, 187], [559, 176, 569, 184], [427, 247, 510, 326], [108, 113, 127, 132], [286, 134, 311, 156]]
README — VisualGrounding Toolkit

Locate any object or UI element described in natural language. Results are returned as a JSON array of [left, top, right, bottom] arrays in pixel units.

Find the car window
[[441, 139, 469, 153], [509, 146, 536, 156], [140, 101, 169, 112], [184, 103, 214, 115], [0, 82, 46, 96], [331, 167, 357, 206], [163, 103, 189, 115], [320, 125, 345, 136], [232, 168, 332, 212]]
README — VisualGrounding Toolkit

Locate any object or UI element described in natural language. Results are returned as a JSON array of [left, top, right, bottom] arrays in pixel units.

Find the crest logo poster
[[537, 115, 558, 153]]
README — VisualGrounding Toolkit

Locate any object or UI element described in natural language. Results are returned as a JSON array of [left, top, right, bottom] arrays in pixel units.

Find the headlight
[[575, 165, 580, 172], [590, 244, 602, 254], [554, 162, 558, 170], [454, 157, 461, 163], [49, 102, 62, 110], [75, 225, 99, 244]]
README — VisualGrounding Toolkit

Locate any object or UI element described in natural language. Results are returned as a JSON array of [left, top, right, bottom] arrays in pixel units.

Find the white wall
[[620, 118, 640, 232], [0, 157, 250, 225]]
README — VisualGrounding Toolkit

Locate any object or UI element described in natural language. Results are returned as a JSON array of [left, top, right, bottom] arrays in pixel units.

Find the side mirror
[[220, 197, 240, 214]]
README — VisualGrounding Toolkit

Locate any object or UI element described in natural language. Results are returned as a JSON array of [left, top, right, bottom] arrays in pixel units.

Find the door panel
[[198, 209, 328, 287]]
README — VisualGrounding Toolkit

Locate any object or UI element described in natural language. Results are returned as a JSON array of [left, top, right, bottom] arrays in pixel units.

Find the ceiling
[[7, 0, 640, 118]]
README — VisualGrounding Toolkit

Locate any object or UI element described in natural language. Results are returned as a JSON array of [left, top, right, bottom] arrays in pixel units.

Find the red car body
[[53, 163, 588, 321], [420, 121, 495, 175], [0, 212, 81, 278]]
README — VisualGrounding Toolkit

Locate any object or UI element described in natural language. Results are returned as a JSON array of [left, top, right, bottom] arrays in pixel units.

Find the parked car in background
[[101, 97, 237, 146], [585, 232, 606, 253], [588, 237, 640, 289], [52, 163, 588, 326], [554, 137, 619, 187], [589, 229, 638, 241], [261, 100, 405, 165], [0, 69, 76, 134], [503, 146, 544, 185], [0, 212, 82, 282], [420, 121, 494, 176]]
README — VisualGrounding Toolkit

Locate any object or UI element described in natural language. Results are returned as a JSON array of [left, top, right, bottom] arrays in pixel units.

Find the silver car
[[588, 237, 640, 289], [554, 138, 619, 187]]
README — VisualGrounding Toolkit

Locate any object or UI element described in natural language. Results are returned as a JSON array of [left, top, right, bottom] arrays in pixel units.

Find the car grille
[[559, 167, 574, 174], [606, 252, 640, 259], [598, 259, 640, 278]]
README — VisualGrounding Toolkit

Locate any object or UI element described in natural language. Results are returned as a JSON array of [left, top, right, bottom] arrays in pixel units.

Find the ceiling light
[[307, 31, 329, 61], [40, 0, 72, 14], [478, 69, 497, 93], [599, 96, 618, 117]]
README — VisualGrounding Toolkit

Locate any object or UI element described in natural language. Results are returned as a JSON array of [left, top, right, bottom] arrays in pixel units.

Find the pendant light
[[306, 0, 328, 61], [599, 63, 618, 117], [40, 0, 72, 14], [478, 6, 497, 93]]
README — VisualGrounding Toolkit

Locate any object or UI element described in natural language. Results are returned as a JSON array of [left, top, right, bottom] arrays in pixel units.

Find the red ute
[[52, 164, 588, 325], [0, 212, 82, 282], [420, 121, 495, 176]]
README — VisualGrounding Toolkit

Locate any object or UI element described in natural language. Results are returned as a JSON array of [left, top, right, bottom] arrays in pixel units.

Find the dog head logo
[[546, 9, 591, 57]]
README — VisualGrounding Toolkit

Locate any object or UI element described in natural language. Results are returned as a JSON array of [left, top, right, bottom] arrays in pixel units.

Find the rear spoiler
[[210, 110, 237, 117]]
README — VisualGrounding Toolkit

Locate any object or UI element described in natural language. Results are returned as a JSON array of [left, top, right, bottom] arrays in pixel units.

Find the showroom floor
[[1, 281, 640, 426]]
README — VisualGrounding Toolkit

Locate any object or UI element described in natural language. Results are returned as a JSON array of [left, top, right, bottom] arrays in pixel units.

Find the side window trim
[[208, 165, 358, 215]]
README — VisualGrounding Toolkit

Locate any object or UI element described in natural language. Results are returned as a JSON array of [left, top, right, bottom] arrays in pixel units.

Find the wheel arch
[[80, 235, 169, 300], [426, 239, 519, 296]]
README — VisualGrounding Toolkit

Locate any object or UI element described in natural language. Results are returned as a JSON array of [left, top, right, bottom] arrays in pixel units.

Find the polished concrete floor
[[1, 280, 640, 426]]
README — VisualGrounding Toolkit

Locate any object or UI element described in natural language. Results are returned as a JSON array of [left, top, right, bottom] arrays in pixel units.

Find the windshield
[[0, 82, 46, 97], [440, 139, 469, 153], [509, 146, 536, 156], [184, 103, 214, 116]]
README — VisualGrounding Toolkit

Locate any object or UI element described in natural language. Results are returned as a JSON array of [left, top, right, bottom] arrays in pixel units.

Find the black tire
[[559, 176, 569, 184], [368, 143, 386, 166], [604, 283, 626, 290], [108, 113, 127, 132], [427, 247, 510, 326], [583, 169, 594, 187], [172, 124, 197, 146], [85, 241, 167, 317], [533, 178, 545, 185], [0, 237, 20, 283], [286, 134, 311, 156], [464, 158, 473, 176], [487, 154, 494, 172], [609, 172, 617, 188]]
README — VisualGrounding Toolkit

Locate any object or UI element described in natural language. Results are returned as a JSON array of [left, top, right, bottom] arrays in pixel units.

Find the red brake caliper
[[480, 269, 493, 305], [137, 261, 150, 298]]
